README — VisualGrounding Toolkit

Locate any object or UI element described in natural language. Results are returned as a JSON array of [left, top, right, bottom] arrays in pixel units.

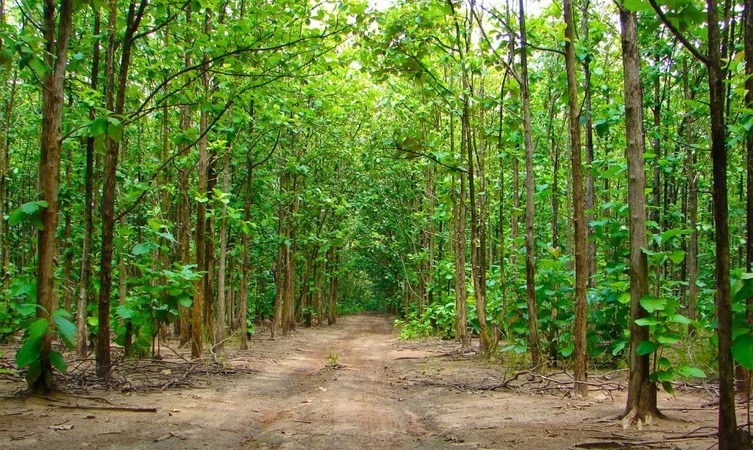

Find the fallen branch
[[51, 404, 158, 413]]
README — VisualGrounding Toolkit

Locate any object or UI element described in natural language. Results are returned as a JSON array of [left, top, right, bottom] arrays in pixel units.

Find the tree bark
[[519, 0, 541, 367], [563, 0, 588, 398], [706, 0, 748, 445], [33, 0, 73, 393], [76, 11, 100, 359], [96, 0, 147, 378], [214, 151, 230, 353], [619, 5, 659, 425]]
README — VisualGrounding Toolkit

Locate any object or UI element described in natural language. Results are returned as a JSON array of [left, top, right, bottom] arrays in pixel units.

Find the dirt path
[[0, 313, 734, 449]]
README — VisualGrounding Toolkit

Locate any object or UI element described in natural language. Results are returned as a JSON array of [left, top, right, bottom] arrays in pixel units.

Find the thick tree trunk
[[33, 0, 73, 393], [563, 0, 588, 398], [619, 5, 659, 425]]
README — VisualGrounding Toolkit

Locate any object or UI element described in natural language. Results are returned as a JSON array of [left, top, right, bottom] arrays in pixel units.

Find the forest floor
[[0, 313, 746, 449]]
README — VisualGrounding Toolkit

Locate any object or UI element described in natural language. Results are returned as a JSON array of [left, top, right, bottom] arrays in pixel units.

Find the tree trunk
[[564, 0, 589, 398], [454, 172, 469, 347], [739, 0, 753, 401], [214, 151, 230, 353], [96, 0, 147, 377], [619, 5, 659, 425], [706, 0, 748, 445], [239, 154, 254, 349], [327, 246, 338, 326], [518, 0, 541, 367], [76, 11, 100, 359], [682, 60, 699, 332], [581, 0, 597, 286], [33, 0, 73, 393]]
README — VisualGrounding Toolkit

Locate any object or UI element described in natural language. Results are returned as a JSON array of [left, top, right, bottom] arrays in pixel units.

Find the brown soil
[[0, 313, 741, 449]]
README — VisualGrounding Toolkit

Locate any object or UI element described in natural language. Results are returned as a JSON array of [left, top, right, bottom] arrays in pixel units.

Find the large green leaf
[[28, 318, 48, 340], [636, 340, 658, 355], [656, 331, 681, 345], [53, 312, 77, 348], [675, 365, 705, 378], [640, 296, 667, 313], [15, 336, 42, 369], [732, 334, 753, 370], [50, 350, 67, 373], [621, 0, 653, 11]]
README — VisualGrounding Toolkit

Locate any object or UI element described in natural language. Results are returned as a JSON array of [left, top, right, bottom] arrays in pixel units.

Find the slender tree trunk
[[619, 5, 659, 425], [581, 0, 597, 286], [191, 11, 211, 358], [214, 152, 230, 353], [327, 246, 338, 326], [740, 0, 753, 402], [76, 12, 100, 359], [706, 0, 748, 446], [519, 0, 541, 367], [239, 157, 253, 349], [564, 0, 589, 398], [33, 0, 73, 393], [682, 60, 699, 332], [454, 172, 469, 347], [96, 0, 147, 378]]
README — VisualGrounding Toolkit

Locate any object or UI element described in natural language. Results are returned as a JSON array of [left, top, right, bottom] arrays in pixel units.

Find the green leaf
[[28, 318, 48, 339], [653, 370, 674, 382], [50, 350, 67, 373], [734, 275, 753, 303], [675, 365, 705, 378], [622, 0, 652, 12], [668, 314, 691, 325], [659, 228, 691, 246], [25, 360, 42, 385], [53, 312, 77, 348], [668, 250, 686, 264], [15, 336, 42, 368], [635, 317, 660, 326], [177, 295, 193, 308], [732, 334, 753, 369], [636, 340, 658, 355], [8, 207, 26, 226], [661, 380, 674, 394], [89, 117, 108, 137], [21, 202, 40, 214], [640, 296, 667, 313], [656, 331, 681, 345], [16, 303, 37, 316], [117, 305, 135, 320], [132, 243, 152, 256]]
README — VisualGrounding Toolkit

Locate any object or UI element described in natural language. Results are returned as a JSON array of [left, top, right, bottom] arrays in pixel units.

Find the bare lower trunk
[[33, 0, 73, 393], [564, 0, 588, 397], [619, 5, 660, 424]]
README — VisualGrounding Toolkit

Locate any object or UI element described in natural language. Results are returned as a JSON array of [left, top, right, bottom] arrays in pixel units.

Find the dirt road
[[0, 313, 728, 449]]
